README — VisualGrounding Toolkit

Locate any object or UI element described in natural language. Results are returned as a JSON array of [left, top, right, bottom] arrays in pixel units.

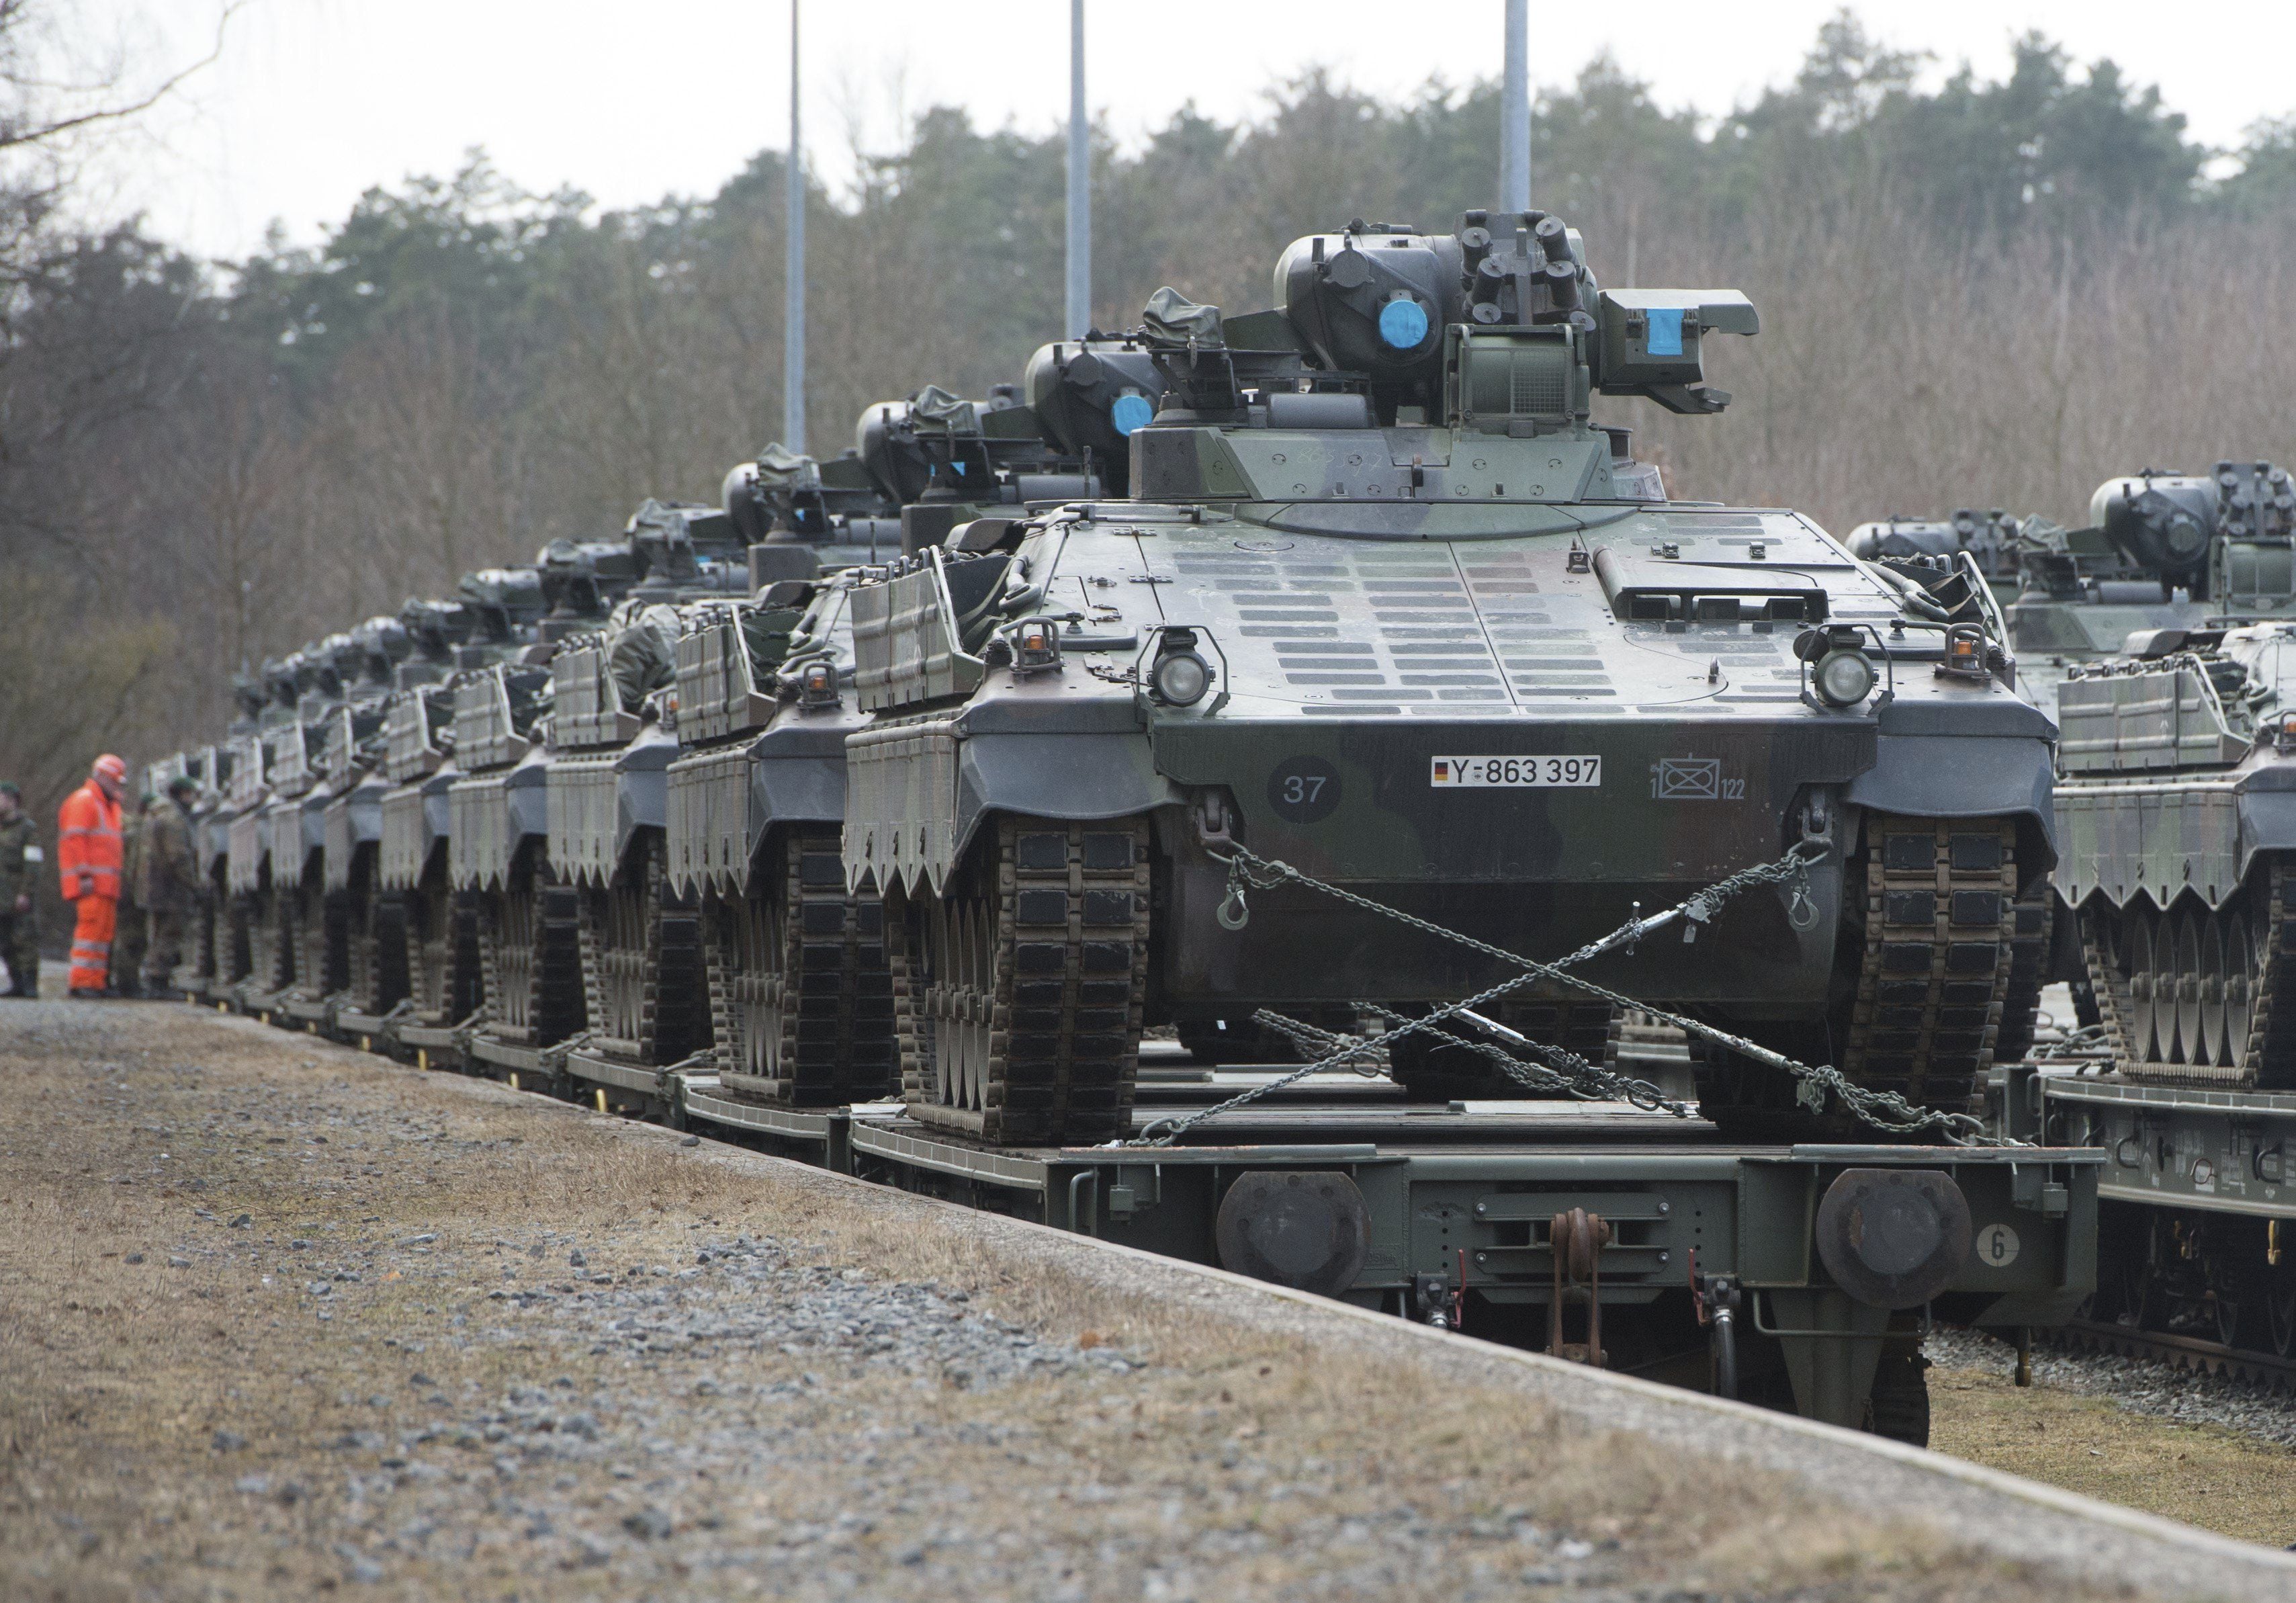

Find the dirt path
[[0, 1000, 2282, 1600]]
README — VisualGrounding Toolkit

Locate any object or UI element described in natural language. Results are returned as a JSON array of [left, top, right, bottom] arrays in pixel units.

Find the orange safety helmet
[[92, 754, 127, 785]]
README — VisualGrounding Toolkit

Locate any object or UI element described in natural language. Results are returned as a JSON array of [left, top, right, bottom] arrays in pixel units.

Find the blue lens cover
[[1378, 298, 1429, 349]]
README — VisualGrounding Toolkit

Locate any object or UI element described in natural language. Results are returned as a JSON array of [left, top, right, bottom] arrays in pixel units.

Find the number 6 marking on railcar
[[1974, 1223, 2020, 1268]]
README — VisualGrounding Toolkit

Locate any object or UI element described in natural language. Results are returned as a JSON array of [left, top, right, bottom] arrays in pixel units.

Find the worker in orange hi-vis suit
[[58, 753, 127, 998]]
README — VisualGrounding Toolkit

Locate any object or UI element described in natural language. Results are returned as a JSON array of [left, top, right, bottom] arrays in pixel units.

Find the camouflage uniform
[[110, 802, 149, 996], [142, 795, 198, 993], [0, 806, 40, 995]]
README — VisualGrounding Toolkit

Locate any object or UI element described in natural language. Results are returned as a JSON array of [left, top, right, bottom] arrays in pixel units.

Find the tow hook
[[1195, 791, 1235, 853], [1548, 1207, 1611, 1366]]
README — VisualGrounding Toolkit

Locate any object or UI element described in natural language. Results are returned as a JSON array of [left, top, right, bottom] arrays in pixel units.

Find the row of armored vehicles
[[152, 212, 2070, 1155], [161, 344, 1161, 1094]]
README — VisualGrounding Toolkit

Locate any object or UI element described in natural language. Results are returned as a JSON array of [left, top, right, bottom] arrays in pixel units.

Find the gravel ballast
[[4, 998, 2294, 1600]]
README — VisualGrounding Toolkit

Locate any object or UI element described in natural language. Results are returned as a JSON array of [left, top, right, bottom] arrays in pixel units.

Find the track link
[[578, 832, 707, 1066], [480, 860, 585, 1046], [1694, 813, 2017, 1135], [704, 826, 895, 1107], [2079, 863, 2295, 1089], [893, 816, 1150, 1146]]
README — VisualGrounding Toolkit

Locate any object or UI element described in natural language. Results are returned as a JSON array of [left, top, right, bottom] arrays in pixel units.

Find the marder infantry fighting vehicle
[[308, 617, 418, 1021], [666, 569, 893, 1104], [388, 564, 572, 1037], [543, 595, 706, 1066], [227, 646, 346, 1004], [142, 746, 228, 995], [377, 593, 496, 1031], [444, 553, 639, 1051], [2056, 462, 2296, 1087], [662, 363, 1165, 1109], [840, 212, 2056, 1144]]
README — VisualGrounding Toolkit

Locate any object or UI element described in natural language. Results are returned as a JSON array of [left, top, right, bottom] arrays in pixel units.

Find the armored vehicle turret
[[1847, 510, 2021, 584], [838, 212, 2055, 1145], [2001, 465, 2296, 717], [725, 445, 901, 582], [1022, 335, 1163, 499], [857, 383, 1102, 555]]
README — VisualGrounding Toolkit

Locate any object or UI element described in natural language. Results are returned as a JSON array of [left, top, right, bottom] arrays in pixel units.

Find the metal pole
[[783, 0, 806, 451], [1500, 0, 1530, 212], [1065, 0, 1091, 339]]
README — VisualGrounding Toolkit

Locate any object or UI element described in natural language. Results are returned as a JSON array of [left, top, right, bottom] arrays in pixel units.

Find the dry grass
[[0, 1003, 2178, 1598], [1931, 1359, 2296, 1550]]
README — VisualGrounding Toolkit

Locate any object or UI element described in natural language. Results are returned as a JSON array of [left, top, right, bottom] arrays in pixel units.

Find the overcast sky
[[56, 0, 2296, 263]]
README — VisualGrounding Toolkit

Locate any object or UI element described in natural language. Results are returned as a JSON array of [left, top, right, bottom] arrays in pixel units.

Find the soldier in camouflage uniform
[[142, 777, 199, 997], [0, 782, 42, 996], [109, 793, 152, 997]]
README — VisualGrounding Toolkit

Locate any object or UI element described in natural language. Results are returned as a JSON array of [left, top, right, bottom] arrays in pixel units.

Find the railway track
[[2057, 1318, 2296, 1394]]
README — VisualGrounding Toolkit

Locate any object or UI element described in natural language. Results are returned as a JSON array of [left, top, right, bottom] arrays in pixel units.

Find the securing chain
[[1135, 840, 2019, 1147], [1264, 1000, 1695, 1117]]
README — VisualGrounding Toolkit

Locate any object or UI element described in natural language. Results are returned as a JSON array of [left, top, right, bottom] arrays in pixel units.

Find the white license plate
[[1429, 755, 1602, 788]]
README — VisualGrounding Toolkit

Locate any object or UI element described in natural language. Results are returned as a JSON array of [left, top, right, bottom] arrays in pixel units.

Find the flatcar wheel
[[2199, 917, 2227, 1069], [1865, 1340, 1930, 1448], [2214, 1288, 2243, 1348], [2127, 910, 2158, 1064], [2118, 1219, 2162, 1331], [2267, 1257, 2296, 1358], [2225, 914, 2256, 1074], [2172, 912, 2202, 1064]]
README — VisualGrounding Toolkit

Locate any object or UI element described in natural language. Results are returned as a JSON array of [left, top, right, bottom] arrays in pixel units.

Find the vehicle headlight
[[1814, 648, 1876, 707], [1151, 646, 1213, 707]]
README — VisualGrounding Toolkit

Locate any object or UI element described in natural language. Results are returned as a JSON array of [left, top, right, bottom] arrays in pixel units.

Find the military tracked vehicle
[[2055, 461, 2296, 1087], [376, 593, 496, 1031], [285, 621, 412, 1023], [839, 212, 2055, 1145], [660, 365, 1172, 1109], [144, 744, 230, 994], [662, 571, 895, 1104], [507, 499, 761, 1067], [543, 596, 704, 1066], [443, 558, 629, 1049], [223, 648, 346, 1004], [382, 563, 576, 1037]]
